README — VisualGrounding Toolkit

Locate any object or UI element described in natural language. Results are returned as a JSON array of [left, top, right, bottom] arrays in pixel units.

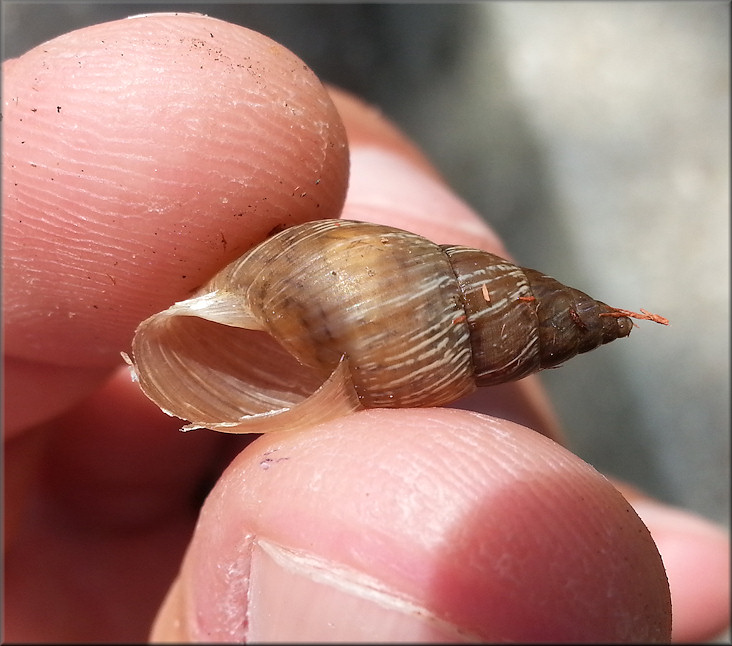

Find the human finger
[[616, 484, 730, 643], [2, 12, 349, 435], [151, 409, 671, 643], [3, 16, 349, 640]]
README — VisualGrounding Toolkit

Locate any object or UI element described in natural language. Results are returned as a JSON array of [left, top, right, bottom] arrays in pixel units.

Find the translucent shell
[[129, 219, 637, 433]]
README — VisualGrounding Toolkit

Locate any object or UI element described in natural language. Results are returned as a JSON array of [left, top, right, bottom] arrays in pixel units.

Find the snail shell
[[129, 219, 635, 433]]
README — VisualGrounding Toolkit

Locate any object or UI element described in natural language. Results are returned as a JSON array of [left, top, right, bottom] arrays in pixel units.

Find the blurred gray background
[[3, 3, 729, 527]]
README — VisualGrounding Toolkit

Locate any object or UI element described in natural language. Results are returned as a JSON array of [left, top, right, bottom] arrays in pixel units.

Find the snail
[[127, 219, 667, 433]]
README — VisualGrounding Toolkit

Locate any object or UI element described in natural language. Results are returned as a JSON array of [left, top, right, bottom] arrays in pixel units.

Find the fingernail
[[246, 539, 468, 642]]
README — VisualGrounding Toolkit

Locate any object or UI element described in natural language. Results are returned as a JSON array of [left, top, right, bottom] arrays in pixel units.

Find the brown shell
[[128, 219, 639, 433]]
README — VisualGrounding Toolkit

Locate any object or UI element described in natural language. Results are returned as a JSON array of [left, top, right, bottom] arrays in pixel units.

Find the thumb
[[150, 410, 671, 643]]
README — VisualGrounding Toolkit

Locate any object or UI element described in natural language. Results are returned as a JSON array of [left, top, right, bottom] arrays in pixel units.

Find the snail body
[[129, 219, 642, 433]]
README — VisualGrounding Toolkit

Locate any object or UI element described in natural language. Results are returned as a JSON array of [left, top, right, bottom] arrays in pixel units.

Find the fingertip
[[631, 501, 730, 643], [4, 13, 348, 367], [3, 13, 349, 434], [163, 409, 670, 642]]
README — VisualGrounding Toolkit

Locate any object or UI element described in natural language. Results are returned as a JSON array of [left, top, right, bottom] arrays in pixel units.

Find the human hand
[[3, 13, 728, 643]]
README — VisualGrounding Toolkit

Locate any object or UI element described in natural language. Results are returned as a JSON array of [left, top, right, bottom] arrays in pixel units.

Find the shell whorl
[[218, 219, 476, 408], [442, 245, 633, 385]]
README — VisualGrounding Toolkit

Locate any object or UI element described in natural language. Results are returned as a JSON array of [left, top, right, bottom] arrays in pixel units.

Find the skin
[[3, 13, 728, 643]]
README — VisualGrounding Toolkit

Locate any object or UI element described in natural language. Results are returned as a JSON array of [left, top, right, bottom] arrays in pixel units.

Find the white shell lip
[[179, 359, 363, 434], [130, 289, 364, 434]]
